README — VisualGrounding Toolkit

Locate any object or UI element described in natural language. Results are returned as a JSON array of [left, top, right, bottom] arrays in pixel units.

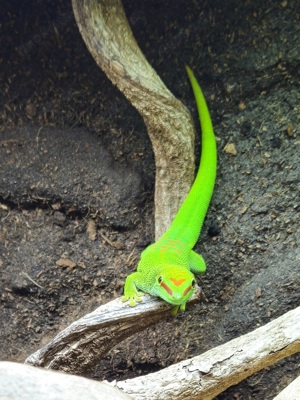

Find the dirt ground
[[0, 0, 299, 399]]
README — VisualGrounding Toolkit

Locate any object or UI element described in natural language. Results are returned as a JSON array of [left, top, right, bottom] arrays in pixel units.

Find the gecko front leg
[[122, 272, 145, 307]]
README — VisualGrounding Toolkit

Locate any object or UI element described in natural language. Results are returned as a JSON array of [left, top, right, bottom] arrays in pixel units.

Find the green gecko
[[122, 66, 217, 314]]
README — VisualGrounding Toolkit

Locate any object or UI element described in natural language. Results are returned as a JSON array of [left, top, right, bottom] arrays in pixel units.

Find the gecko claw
[[122, 291, 144, 307], [171, 302, 186, 316]]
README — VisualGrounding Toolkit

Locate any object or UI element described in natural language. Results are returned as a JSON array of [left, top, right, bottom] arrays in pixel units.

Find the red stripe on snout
[[183, 285, 192, 297], [160, 282, 173, 295]]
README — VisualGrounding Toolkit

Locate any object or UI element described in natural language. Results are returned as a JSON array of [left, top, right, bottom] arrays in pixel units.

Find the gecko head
[[154, 266, 196, 307]]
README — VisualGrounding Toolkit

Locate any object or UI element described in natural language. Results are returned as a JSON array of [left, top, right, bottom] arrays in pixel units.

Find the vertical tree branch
[[72, 0, 195, 238]]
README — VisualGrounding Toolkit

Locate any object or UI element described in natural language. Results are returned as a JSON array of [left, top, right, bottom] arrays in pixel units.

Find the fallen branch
[[115, 306, 300, 400], [1, 361, 132, 400], [24, 301, 299, 398], [25, 288, 202, 375]]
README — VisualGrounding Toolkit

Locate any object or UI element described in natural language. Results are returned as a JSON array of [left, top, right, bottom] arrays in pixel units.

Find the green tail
[[161, 66, 217, 249]]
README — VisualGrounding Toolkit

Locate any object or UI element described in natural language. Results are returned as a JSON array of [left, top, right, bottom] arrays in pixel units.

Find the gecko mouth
[[168, 298, 183, 305], [167, 293, 193, 305]]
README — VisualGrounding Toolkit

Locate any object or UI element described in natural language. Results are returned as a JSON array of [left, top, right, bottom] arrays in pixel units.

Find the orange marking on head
[[170, 278, 186, 287], [183, 285, 192, 296], [160, 282, 173, 295]]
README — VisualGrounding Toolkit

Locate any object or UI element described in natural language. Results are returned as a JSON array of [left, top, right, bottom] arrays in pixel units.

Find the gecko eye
[[158, 276, 163, 284], [191, 279, 196, 287]]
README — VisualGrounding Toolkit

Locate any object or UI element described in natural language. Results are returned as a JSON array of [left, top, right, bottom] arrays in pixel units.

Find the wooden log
[[115, 306, 300, 400], [25, 288, 202, 375], [0, 361, 132, 400]]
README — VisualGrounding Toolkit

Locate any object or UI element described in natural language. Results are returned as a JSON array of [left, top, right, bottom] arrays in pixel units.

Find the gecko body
[[122, 67, 217, 313]]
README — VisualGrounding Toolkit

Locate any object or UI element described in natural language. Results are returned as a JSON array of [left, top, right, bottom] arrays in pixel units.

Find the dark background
[[0, 1, 299, 398]]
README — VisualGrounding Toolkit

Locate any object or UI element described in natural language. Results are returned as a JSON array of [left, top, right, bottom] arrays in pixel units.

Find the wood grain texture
[[72, 0, 195, 239], [25, 287, 202, 375], [116, 306, 300, 400], [1, 361, 133, 400]]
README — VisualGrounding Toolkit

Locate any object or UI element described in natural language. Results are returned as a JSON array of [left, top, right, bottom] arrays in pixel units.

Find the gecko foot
[[122, 291, 144, 307]]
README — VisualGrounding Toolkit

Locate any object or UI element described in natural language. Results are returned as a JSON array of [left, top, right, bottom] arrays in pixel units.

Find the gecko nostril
[[173, 293, 182, 300]]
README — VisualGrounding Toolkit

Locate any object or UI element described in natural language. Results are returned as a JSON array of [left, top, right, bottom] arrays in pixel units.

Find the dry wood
[[0, 361, 132, 400], [25, 288, 202, 375], [116, 306, 300, 400], [25, 301, 299, 399], [72, 0, 195, 239]]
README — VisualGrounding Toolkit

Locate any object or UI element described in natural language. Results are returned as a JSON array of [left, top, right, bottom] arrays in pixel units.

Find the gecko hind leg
[[189, 250, 206, 274]]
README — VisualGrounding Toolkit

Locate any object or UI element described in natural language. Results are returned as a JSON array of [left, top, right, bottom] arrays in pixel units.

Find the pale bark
[[116, 306, 300, 400], [25, 299, 300, 399], [25, 288, 202, 375], [72, 0, 195, 239], [0, 362, 132, 400]]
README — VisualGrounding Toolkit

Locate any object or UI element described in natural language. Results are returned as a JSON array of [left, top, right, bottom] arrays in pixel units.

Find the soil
[[0, 0, 299, 399]]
